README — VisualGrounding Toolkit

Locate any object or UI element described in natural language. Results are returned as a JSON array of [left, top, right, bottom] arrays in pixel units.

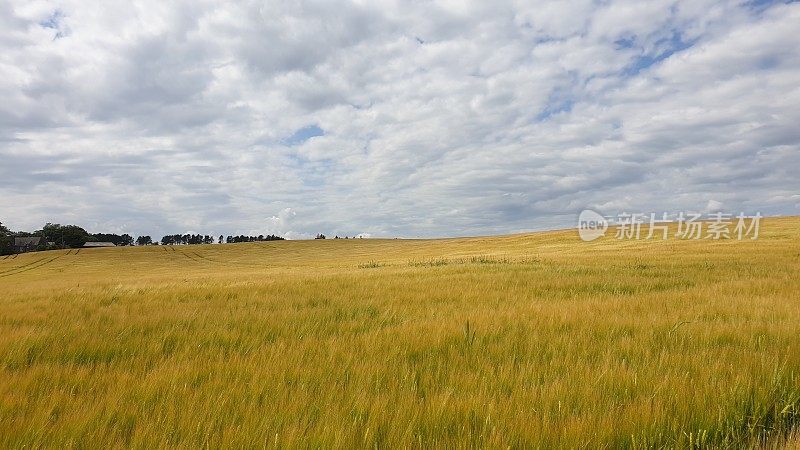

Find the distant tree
[[41, 223, 62, 247], [315, 234, 326, 240], [147, 233, 287, 245], [60, 225, 89, 248], [136, 235, 153, 246], [0, 221, 11, 255], [36, 223, 87, 248], [83, 232, 134, 246]]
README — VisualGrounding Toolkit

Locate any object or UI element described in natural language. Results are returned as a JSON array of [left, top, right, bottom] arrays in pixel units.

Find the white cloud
[[0, 0, 798, 238]]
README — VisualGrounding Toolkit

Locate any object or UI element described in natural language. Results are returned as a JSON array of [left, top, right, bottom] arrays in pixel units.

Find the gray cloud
[[1, 0, 798, 238]]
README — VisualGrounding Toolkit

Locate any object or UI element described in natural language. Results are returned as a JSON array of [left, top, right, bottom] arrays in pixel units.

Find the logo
[[575, 210, 761, 242], [577, 209, 608, 241]]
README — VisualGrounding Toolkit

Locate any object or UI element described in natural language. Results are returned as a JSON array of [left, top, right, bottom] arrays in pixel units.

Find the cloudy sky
[[1, 0, 798, 239]]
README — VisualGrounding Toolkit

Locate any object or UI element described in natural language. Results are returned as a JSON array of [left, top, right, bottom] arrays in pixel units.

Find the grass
[[0, 217, 799, 448]]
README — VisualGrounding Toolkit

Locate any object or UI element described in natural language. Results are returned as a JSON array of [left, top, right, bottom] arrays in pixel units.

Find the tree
[[85, 232, 134, 246], [154, 233, 284, 245], [39, 223, 88, 248], [60, 225, 89, 248], [0, 221, 11, 255], [41, 223, 62, 246], [315, 234, 326, 239], [136, 235, 153, 246]]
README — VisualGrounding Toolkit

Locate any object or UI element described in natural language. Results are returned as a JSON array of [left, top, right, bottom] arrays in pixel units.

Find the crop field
[[1, 217, 799, 448]]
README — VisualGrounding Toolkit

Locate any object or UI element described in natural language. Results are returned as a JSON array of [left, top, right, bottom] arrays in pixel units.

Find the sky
[[1, 0, 798, 239]]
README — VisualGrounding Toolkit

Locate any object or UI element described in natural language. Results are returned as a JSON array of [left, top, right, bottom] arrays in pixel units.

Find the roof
[[14, 237, 41, 246], [83, 242, 116, 247]]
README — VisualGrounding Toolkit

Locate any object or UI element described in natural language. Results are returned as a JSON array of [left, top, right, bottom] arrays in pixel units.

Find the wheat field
[[1, 217, 799, 448]]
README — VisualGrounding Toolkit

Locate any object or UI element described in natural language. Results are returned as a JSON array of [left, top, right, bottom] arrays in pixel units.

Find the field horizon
[[2, 216, 799, 448]]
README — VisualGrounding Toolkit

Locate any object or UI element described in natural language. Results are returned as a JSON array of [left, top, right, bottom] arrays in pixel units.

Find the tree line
[[224, 235, 285, 243], [158, 234, 285, 245], [0, 221, 286, 255], [0, 222, 134, 254], [160, 234, 216, 245]]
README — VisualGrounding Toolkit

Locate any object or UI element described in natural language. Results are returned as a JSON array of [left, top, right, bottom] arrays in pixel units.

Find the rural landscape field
[[0, 217, 798, 448]]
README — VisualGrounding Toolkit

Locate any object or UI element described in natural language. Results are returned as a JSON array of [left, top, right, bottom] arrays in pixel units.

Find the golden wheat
[[0, 217, 799, 448]]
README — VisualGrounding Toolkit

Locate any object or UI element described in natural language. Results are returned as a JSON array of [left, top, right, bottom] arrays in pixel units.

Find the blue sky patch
[[624, 32, 696, 76], [745, 0, 791, 13], [40, 10, 64, 29], [39, 10, 67, 39], [284, 125, 325, 146], [614, 37, 637, 50]]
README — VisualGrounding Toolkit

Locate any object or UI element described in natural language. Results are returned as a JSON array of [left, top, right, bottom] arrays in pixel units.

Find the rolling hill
[[1, 217, 799, 447]]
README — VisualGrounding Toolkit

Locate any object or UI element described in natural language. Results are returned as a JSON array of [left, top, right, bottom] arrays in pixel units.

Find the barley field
[[1, 217, 799, 448]]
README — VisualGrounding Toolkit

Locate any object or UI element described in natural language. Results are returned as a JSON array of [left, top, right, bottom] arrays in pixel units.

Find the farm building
[[13, 237, 42, 253], [83, 242, 116, 248]]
